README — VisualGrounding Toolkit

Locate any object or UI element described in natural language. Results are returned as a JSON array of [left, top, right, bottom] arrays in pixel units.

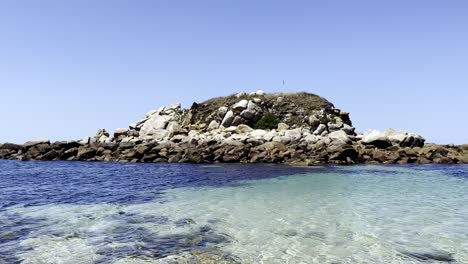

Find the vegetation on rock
[[254, 113, 280, 130]]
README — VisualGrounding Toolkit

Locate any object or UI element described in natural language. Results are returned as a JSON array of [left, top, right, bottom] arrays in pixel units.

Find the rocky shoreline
[[1, 91, 467, 165]]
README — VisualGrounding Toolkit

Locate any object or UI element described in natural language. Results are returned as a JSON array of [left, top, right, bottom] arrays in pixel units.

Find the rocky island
[[1, 91, 467, 165]]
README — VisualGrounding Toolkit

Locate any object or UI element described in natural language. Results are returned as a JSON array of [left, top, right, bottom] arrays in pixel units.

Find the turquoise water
[[0, 161, 467, 263]]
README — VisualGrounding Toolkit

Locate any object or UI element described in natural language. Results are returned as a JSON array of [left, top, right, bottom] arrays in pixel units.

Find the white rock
[[272, 136, 291, 144], [235, 92, 246, 98], [188, 130, 200, 137], [264, 130, 279, 141], [361, 130, 388, 143], [166, 121, 186, 137], [232, 100, 248, 111], [149, 129, 168, 140], [277, 123, 290, 131], [139, 113, 173, 138], [222, 138, 245, 146], [328, 130, 351, 143], [383, 128, 408, 143], [224, 126, 238, 133], [247, 100, 261, 112], [98, 135, 109, 143], [255, 90, 266, 96], [163, 103, 181, 112], [284, 128, 302, 141], [236, 124, 253, 134], [303, 134, 321, 144], [208, 120, 220, 130], [250, 129, 268, 137]]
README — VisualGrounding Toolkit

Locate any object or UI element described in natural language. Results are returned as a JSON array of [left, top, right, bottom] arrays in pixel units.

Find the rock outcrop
[[1, 91, 466, 165]]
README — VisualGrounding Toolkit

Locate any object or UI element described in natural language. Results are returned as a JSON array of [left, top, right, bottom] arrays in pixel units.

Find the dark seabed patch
[[0, 161, 467, 263]]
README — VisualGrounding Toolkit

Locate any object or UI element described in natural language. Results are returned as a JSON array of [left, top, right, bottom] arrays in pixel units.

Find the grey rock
[[313, 124, 327, 135], [23, 139, 50, 148], [240, 109, 255, 120], [221, 110, 234, 127], [218, 106, 229, 118], [208, 120, 220, 130]]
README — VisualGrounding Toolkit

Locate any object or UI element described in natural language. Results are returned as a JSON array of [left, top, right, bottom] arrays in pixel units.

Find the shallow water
[[0, 161, 467, 263]]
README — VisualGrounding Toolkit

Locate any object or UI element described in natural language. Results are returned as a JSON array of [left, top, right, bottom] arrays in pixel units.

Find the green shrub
[[254, 113, 280, 130]]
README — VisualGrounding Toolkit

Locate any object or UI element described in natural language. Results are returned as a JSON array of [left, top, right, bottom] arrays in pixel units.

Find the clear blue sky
[[1, 0, 467, 144]]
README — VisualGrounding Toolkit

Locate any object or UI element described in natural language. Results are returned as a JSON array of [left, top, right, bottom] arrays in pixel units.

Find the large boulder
[[23, 139, 50, 148], [139, 114, 172, 136], [362, 129, 425, 149], [284, 128, 302, 142], [221, 111, 235, 127], [232, 100, 248, 112], [166, 122, 187, 137], [361, 130, 392, 149], [328, 130, 352, 145]]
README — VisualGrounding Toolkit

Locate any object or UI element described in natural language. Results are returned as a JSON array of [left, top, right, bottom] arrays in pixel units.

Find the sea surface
[[0, 160, 467, 264]]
